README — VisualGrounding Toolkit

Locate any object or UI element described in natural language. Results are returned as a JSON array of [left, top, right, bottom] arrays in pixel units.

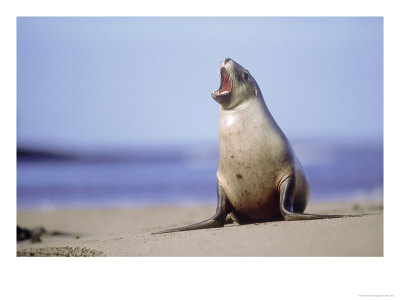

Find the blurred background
[[17, 17, 383, 210]]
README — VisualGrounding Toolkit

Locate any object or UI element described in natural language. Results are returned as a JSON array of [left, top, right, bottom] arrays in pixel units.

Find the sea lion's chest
[[216, 100, 294, 220]]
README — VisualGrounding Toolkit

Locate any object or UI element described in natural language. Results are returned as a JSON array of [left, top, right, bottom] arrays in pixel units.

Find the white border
[[2, 1, 399, 300]]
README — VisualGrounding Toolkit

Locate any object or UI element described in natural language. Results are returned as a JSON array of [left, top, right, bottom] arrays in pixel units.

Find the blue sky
[[17, 17, 383, 149]]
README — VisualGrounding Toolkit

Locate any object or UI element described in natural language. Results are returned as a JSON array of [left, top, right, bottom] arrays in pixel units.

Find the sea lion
[[155, 58, 353, 234]]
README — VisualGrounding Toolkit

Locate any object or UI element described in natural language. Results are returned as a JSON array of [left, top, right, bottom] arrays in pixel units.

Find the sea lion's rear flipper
[[279, 177, 359, 221], [153, 183, 232, 234]]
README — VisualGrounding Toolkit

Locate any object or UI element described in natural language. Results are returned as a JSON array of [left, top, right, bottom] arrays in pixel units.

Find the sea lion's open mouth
[[212, 67, 231, 100], [219, 67, 232, 95]]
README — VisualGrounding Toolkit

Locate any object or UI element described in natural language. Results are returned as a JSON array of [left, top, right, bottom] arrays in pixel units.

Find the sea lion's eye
[[243, 71, 249, 81]]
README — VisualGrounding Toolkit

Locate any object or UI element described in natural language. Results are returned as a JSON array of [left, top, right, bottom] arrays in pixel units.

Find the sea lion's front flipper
[[279, 177, 358, 221], [153, 183, 232, 234]]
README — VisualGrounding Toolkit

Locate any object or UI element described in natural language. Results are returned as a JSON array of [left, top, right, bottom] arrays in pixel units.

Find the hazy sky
[[17, 17, 383, 149]]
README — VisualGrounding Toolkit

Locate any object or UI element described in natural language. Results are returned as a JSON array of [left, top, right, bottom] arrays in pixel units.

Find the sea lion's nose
[[224, 58, 232, 65]]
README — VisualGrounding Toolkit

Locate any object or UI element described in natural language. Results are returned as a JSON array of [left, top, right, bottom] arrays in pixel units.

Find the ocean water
[[17, 140, 383, 210]]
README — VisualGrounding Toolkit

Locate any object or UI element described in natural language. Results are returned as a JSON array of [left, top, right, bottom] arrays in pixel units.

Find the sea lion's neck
[[219, 94, 286, 140], [220, 95, 255, 112]]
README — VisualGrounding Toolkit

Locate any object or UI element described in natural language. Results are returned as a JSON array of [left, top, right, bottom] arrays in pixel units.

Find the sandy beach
[[16, 199, 383, 257]]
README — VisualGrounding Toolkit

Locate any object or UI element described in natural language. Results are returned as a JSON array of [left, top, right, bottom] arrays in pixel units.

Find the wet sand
[[16, 199, 383, 257]]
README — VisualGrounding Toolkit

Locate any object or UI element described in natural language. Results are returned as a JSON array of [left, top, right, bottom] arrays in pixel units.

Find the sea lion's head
[[212, 58, 259, 109]]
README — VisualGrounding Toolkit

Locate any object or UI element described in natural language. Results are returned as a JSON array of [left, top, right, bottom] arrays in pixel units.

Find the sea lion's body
[[155, 58, 351, 234], [217, 97, 309, 221]]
